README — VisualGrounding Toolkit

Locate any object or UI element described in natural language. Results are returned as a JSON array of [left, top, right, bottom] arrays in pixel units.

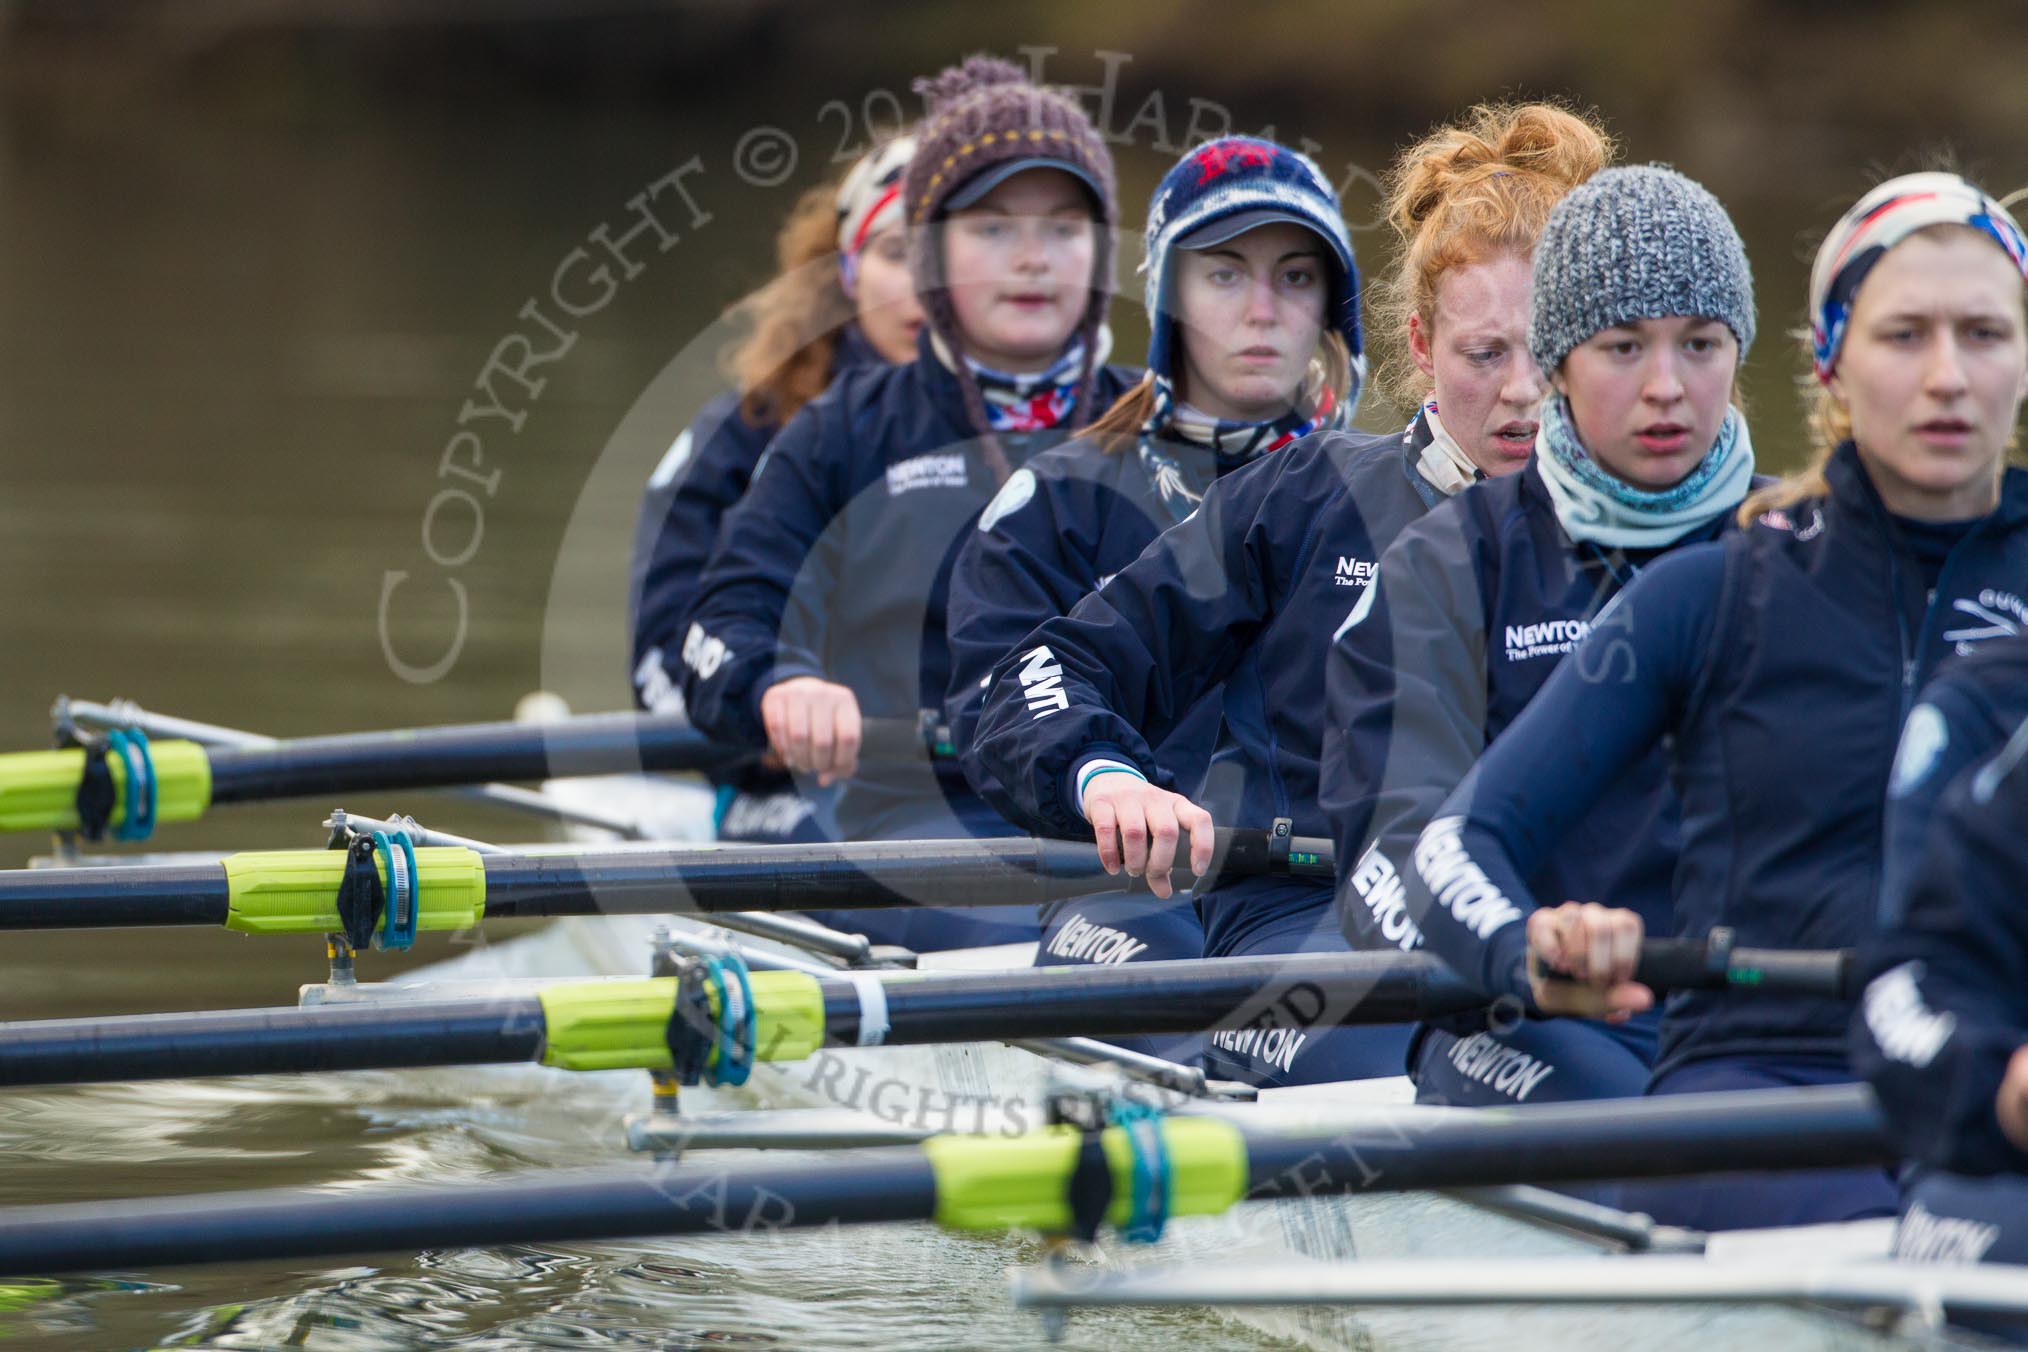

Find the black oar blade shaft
[[203, 714, 751, 805], [479, 839, 1120, 918], [0, 866, 229, 930], [0, 1085, 1891, 1278], [851, 951, 1486, 1043], [0, 999, 548, 1086], [1244, 1082, 1890, 1196], [0, 953, 1482, 1088], [0, 1157, 939, 1277]]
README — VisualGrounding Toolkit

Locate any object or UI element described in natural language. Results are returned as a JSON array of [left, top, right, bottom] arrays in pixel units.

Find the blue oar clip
[[106, 728, 158, 843], [370, 829, 419, 952], [1110, 1100, 1170, 1244]]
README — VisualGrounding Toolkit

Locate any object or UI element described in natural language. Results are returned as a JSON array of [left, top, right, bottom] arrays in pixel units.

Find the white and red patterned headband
[[1809, 171, 2028, 381], [835, 135, 917, 272]]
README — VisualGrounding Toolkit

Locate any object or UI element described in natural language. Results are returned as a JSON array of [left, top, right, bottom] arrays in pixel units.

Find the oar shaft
[[0, 999, 548, 1084], [0, 1156, 939, 1277], [475, 832, 1312, 917], [0, 830, 1331, 932], [203, 713, 754, 804], [0, 953, 1484, 1087], [0, 864, 229, 929], [0, 1084, 1890, 1278], [1243, 1083, 1890, 1194], [847, 951, 1484, 1044]]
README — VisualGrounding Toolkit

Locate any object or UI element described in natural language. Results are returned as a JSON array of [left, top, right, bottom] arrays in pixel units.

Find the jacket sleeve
[[1877, 673, 1999, 927], [1323, 508, 1490, 954], [629, 392, 771, 715], [962, 456, 1282, 837], [1853, 718, 2028, 1176], [1401, 545, 1723, 1000], [675, 400, 840, 748], [944, 465, 1105, 762]]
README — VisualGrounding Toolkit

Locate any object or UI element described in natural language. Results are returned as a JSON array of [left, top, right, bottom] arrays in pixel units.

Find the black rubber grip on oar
[[1634, 930, 1737, 992], [1635, 929, 1856, 998]]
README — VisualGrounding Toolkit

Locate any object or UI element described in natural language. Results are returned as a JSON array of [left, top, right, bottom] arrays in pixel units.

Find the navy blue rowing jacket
[[945, 432, 1223, 804], [677, 331, 1137, 841], [1854, 636, 2028, 1176], [964, 423, 1448, 952], [1404, 444, 2028, 1078], [1324, 460, 1742, 1058], [1325, 459, 1723, 957], [630, 326, 885, 721]]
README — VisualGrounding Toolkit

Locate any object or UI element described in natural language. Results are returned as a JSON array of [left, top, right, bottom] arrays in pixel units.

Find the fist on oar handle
[[1526, 900, 1657, 1024], [1081, 775, 1214, 900], [760, 676, 862, 787]]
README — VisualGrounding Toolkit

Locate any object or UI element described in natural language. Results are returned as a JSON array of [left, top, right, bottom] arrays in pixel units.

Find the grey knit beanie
[[1528, 164, 1755, 374]]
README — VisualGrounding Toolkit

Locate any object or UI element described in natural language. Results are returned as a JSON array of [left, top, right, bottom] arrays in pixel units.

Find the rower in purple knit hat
[[678, 55, 1139, 953]]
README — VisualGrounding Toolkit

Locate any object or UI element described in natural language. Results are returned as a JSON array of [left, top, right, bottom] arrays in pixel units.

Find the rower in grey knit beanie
[[1528, 164, 1756, 374]]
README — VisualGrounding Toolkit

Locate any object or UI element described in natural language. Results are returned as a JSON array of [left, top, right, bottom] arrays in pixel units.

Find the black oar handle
[[1634, 928, 1857, 999]]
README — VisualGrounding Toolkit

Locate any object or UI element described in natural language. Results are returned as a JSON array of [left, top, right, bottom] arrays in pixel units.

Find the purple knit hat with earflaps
[[905, 55, 1118, 483]]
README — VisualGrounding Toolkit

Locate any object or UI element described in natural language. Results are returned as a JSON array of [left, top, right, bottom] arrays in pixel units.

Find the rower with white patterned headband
[[1401, 170, 2028, 1231]]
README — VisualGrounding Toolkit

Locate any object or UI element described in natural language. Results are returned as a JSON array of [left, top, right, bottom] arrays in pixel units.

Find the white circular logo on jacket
[[1890, 703, 1949, 798], [977, 467, 1037, 533]]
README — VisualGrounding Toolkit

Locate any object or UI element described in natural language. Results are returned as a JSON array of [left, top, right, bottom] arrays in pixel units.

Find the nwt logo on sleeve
[[1014, 644, 1069, 718], [681, 622, 729, 680], [885, 453, 968, 496], [1334, 555, 1377, 587]]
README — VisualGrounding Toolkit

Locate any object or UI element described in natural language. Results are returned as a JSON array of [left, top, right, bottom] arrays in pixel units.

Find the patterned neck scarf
[[931, 332, 1108, 433], [1534, 394, 1755, 548], [1136, 361, 1343, 523]]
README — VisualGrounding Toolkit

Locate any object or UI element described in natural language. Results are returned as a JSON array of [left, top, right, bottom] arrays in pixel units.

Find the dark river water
[[0, 47, 1997, 1348]]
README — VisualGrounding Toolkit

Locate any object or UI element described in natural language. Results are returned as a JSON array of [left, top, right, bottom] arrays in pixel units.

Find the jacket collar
[[1824, 439, 2028, 535]]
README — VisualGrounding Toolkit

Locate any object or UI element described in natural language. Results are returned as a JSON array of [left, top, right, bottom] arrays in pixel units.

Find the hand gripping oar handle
[[0, 825, 1333, 932], [1634, 928, 1857, 999]]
